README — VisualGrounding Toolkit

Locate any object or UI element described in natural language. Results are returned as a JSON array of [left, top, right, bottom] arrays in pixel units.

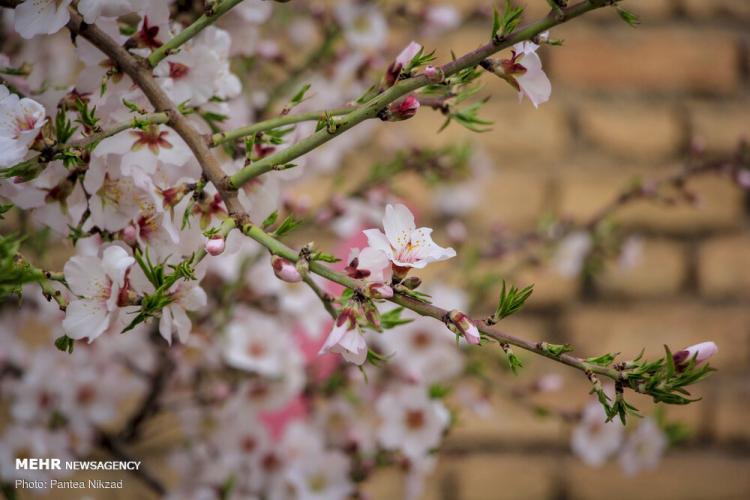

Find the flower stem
[[208, 107, 353, 147], [146, 0, 247, 67], [228, 0, 610, 189]]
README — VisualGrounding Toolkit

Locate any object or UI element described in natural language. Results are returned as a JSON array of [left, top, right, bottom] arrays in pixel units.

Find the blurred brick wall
[[369, 1, 750, 498]]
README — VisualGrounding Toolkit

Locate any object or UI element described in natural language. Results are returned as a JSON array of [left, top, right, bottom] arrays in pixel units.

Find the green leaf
[[379, 307, 414, 330], [261, 210, 279, 229], [54, 335, 75, 354], [310, 251, 340, 263], [272, 215, 303, 238], [616, 6, 640, 27], [586, 352, 618, 367], [0, 203, 13, 220], [493, 0, 525, 40], [489, 280, 534, 323], [290, 83, 311, 107]]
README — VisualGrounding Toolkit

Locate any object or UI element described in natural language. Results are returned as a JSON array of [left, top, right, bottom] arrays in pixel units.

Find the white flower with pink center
[[571, 401, 625, 467], [62, 246, 135, 342], [618, 417, 667, 475], [0, 84, 46, 167], [376, 385, 450, 460], [13, 0, 72, 39], [363, 203, 455, 274]]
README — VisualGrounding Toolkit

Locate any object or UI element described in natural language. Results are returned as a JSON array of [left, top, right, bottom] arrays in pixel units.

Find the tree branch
[[146, 0, 246, 67], [227, 0, 614, 189], [2, 0, 637, 392]]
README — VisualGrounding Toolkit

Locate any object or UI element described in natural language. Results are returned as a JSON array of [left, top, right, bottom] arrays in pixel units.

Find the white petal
[[14, 0, 72, 39], [63, 299, 110, 342], [363, 229, 393, 259], [101, 246, 134, 287], [64, 256, 107, 297], [383, 203, 416, 250]]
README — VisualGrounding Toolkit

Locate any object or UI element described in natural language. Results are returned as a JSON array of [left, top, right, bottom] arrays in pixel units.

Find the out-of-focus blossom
[[619, 418, 667, 475], [571, 402, 624, 467], [376, 385, 450, 460], [554, 231, 592, 277]]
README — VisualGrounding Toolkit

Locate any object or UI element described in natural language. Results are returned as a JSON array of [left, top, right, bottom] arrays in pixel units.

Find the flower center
[[405, 409, 425, 430], [130, 124, 173, 154], [168, 62, 190, 79]]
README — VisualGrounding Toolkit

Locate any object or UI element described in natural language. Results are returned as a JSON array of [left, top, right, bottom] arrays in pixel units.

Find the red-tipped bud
[[447, 310, 481, 345], [386, 95, 420, 121], [271, 255, 302, 283], [673, 341, 718, 368]]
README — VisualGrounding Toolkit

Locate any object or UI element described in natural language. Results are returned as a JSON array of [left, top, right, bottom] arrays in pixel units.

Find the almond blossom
[[618, 417, 667, 476], [345, 247, 393, 298], [319, 306, 368, 365], [376, 385, 450, 460], [13, 0, 72, 39], [363, 203, 456, 276], [571, 401, 625, 467], [0, 84, 46, 167], [62, 245, 135, 342], [483, 36, 552, 108]]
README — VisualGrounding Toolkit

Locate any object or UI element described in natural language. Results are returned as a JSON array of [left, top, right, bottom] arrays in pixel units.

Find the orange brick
[[689, 100, 750, 152], [577, 102, 683, 160], [698, 234, 750, 297], [452, 454, 557, 500], [714, 375, 750, 443], [565, 452, 750, 500], [548, 27, 741, 94], [558, 166, 745, 233], [683, 0, 750, 17], [563, 302, 750, 372], [597, 238, 687, 297]]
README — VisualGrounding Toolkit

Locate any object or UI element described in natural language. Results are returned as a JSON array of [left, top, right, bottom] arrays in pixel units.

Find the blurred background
[[368, 1, 750, 498], [2, 0, 750, 499]]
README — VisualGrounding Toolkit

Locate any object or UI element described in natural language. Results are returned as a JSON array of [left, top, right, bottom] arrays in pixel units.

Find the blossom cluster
[[0, 0, 726, 497]]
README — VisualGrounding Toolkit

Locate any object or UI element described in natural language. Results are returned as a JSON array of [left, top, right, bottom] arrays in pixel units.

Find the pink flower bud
[[205, 237, 226, 256], [673, 341, 718, 367], [386, 95, 420, 121], [271, 255, 302, 283], [395, 41, 422, 68], [424, 65, 443, 82], [369, 283, 394, 299], [122, 224, 138, 246], [447, 310, 481, 345]]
